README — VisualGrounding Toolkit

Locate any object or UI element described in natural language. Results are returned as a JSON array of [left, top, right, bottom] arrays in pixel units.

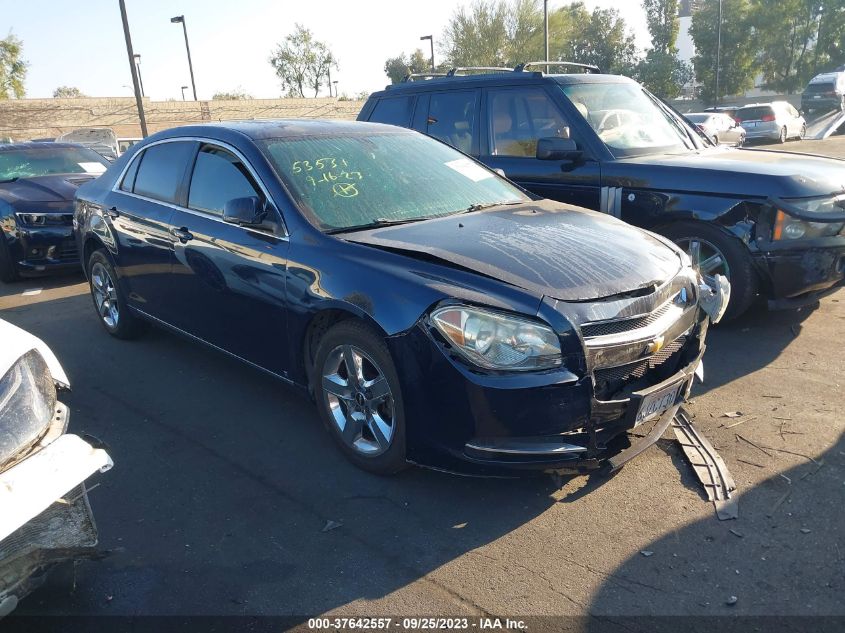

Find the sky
[[2, 0, 651, 101]]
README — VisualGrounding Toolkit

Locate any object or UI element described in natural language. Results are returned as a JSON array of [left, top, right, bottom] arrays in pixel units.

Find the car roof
[[372, 71, 635, 97], [0, 141, 89, 152], [153, 119, 407, 142]]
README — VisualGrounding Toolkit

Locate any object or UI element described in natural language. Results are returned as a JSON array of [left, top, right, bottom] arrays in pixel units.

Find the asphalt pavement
[[0, 145, 843, 629]]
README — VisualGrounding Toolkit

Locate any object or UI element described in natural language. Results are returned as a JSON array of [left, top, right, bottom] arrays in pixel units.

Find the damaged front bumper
[[0, 409, 112, 617]]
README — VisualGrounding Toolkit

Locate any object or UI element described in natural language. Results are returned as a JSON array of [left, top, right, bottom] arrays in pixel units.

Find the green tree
[[53, 85, 85, 98], [751, 0, 821, 93], [212, 88, 253, 100], [690, 0, 757, 104], [383, 49, 430, 84], [812, 0, 845, 73], [552, 3, 638, 74], [0, 33, 27, 99], [636, 0, 691, 98], [269, 24, 338, 98]]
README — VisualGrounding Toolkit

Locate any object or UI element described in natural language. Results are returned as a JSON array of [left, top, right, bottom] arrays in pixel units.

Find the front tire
[[314, 320, 407, 475], [799, 124, 807, 139], [87, 249, 145, 339], [0, 237, 20, 283], [659, 221, 759, 321]]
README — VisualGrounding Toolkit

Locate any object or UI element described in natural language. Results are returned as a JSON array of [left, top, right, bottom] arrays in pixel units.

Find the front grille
[[581, 301, 674, 338], [594, 335, 687, 400]]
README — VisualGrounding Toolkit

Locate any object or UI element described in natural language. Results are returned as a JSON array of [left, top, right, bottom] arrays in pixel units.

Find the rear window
[[132, 141, 195, 204], [686, 114, 710, 123], [736, 106, 772, 121], [804, 82, 835, 94], [369, 97, 414, 127]]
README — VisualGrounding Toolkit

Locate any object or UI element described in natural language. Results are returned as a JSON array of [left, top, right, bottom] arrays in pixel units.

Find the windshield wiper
[[326, 216, 434, 234], [460, 200, 524, 214]]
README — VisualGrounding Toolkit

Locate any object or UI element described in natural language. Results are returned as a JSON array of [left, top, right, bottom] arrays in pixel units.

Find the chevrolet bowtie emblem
[[646, 335, 665, 355]]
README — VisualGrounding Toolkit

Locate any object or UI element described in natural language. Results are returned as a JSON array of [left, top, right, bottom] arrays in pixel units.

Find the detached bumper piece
[[672, 408, 738, 520]]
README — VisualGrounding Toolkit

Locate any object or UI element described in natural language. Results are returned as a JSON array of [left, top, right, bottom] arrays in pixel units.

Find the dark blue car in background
[[74, 120, 726, 475], [0, 142, 108, 282], [360, 66, 845, 320]]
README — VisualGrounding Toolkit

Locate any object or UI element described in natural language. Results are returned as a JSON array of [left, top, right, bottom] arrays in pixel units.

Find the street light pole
[[171, 15, 197, 100], [327, 66, 332, 97], [544, 0, 549, 72], [134, 53, 145, 97], [118, 0, 147, 137], [181, 86, 188, 101], [420, 35, 434, 71], [333, 80, 338, 98], [715, 0, 722, 107]]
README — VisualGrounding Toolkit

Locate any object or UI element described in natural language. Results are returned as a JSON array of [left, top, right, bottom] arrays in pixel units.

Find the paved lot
[[2, 145, 844, 627]]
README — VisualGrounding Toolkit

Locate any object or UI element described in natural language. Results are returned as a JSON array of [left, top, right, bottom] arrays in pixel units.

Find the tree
[[690, 0, 757, 104], [269, 24, 338, 98], [552, 3, 638, 75], [636, 0, 690, 98], [751, 0, 821, 93], [384, 49, 430, 84], [0, 33, 26, 99], [813, 0, 845, 72], [53, 85, 85, 98], [212, 88, 253, 100]]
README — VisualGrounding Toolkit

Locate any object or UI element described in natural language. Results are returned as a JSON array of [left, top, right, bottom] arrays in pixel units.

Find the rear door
[[166, 142, 290, 375], [480, 85, 601, 210], [102, 140, 195, 319]]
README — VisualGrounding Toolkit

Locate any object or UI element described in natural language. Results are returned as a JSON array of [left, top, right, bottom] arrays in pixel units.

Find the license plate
[[635, 381, 683, 425]]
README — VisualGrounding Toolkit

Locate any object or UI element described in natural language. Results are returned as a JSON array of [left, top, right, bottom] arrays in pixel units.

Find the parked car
[[117, 137, 143, 155], [0, 318, 112, 617], [703, 105, 740, 119], [0, 142, 109, 282], [74, 120, 729, 476], [57, 128, 119, 162], [359, 66, 845, 319], [801, 71, 845, 113], [735, 101, 806, 144], [686, 112, 746, 146]]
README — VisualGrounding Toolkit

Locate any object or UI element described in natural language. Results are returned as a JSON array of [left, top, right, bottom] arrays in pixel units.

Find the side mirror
[[223, 196, 265, 226], [536, 137, 581, 161]]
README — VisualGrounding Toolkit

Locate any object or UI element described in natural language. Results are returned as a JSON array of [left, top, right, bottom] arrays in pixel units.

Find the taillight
[[734, 118, 742, 124], [761, 114, 775, 122]]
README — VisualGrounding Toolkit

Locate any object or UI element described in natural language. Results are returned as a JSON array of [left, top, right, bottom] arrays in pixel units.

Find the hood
[[342, 199, 682, 302], [0, 174, 97, 207], [611, 147, 845, 199]]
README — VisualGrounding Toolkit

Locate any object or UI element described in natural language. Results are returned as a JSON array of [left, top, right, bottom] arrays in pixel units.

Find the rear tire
[[0, 237, 20, 283], [86, 249, 145, 339], [658, 221, 759, 322], [778, 126, 787, 143], [314, 320, 408, 475], [799, 124, 807, 139]]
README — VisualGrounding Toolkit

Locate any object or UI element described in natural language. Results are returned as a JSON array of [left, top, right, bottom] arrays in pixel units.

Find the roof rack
[[446, 66, 514, 76], [402, 72, 449, 82], [514, 61, 601, 74]]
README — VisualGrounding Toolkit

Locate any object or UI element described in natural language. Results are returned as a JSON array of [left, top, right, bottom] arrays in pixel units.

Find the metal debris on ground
[[673, 408, 738, 520], [800, 528, 812, 534], [722, 411, 743, 418], [729, 529, 744, 538], [640, 550, 654, 557], [321, 520, 343, 532], [726, 596, 738, 606]]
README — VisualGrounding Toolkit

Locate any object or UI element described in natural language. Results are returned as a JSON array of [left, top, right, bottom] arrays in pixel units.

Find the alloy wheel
[[90, 262, 119, 328], [321, 344, 395, 456], [779, 126, 787, 143], [675, 237, 731, 280]]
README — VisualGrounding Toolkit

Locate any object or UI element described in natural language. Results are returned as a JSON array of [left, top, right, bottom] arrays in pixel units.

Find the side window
[[188, 145, 261, 216], [426, 90, 479, 155], [487, 87, 569, 158], [369, 96, 414, 127], [119, 151, 142, 192], [133, 141, 195, 204]]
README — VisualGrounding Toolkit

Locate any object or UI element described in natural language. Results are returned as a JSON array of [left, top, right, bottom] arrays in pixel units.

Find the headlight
[[14, 212, 69, 227], [0, 350, 57, 468], [773, 197, 845, 240], [431, 306, 563, 371]]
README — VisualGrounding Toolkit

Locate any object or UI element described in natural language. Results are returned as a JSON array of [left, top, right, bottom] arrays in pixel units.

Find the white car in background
[[735, 101, 807, 144], [686, 112, 746, 146], [0, 319, 112, 617]]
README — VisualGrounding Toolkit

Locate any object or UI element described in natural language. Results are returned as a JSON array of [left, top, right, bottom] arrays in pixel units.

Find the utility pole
[[327, 66, 332, 97], [171, 15, 197, 100], [420, 35, 434, 71], [119, 0, 147, 137], [544, 0, 549, 73], [715, 0, 722, 106]]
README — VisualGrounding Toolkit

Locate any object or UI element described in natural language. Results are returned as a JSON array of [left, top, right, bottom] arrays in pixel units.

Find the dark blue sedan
[[74, 120, 726, 475]]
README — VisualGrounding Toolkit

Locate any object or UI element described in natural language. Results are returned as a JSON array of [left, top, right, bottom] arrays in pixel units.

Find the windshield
[[260, 132, 528, 232], [561, 82, 698, 157], [0, 146, 109, 182]]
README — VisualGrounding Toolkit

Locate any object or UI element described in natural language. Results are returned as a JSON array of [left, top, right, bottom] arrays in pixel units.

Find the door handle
[[106, 206, 119, 219], [170, 227, 194, 243]]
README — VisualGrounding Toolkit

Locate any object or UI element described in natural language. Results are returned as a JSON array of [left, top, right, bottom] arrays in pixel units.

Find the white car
[[0, 319, 112, 617], [686, 112, 746, 146], [735, 101, 807, 144]]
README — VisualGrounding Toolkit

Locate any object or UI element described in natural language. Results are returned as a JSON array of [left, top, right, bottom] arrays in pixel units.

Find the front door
[[479, 85, 602, 211], [166, 143, 290, 376]]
